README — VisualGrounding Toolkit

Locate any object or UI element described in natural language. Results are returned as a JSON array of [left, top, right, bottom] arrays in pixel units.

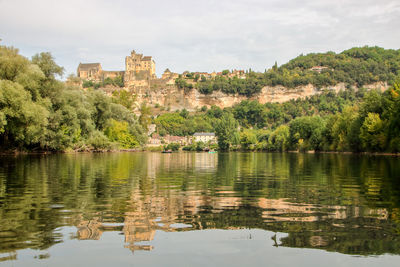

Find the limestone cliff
[[130, 81, 388, 111]]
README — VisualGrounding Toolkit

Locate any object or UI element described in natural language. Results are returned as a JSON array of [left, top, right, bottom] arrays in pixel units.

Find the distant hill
[[277, 46, 400, 87], [194, 46, 400, 96]]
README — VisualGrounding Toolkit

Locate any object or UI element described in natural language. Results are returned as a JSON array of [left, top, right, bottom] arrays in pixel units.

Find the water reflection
[[0, 152, 400, 262]]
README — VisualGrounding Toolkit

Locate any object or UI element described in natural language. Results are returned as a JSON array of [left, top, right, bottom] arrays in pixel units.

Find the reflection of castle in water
[[73, 152, 394, 254], [76, 191, 389, 252]]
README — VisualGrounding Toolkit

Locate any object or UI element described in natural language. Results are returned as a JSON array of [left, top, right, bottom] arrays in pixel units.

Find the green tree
[[155, 113, 186, 136], [104, 119, 138, 148], [180, 108, 189, 119], [0, 46, 30, 81], [330, 106, 361, 151], [215, 113, 239, 151], [139, 102, 152, 131], [385, 82, 400, 151], [233, 100, 266, 127], [360, 113, 386, 151], [240, 129, 257, 150], [89, 91, 112, 130], [31, 52, 64, 79], [289, 116, 326, 151], [268, 125, 289, 151], [112, 90, 136, 109], [0, 80, 48, 148]]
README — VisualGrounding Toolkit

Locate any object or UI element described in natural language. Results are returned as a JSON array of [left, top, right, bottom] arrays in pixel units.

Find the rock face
[[131, 82, 389, 111]]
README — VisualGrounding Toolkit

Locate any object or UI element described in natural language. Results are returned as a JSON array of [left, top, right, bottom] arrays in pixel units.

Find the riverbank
[[1, 148, 400, 157], [0, 148, 142, 155]]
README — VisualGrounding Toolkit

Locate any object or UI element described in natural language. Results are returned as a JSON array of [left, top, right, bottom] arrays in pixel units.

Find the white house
[[193, 132, 216, 144]]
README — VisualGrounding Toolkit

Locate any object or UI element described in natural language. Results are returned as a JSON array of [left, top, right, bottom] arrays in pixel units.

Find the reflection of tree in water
[[0, 152, 400, 259]]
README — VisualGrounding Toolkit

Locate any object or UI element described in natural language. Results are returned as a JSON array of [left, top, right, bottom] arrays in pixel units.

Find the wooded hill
[[189, 46, 400, 96]]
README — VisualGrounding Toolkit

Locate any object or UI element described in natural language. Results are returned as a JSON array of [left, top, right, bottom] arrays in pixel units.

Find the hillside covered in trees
[[181, 46, 400, 97], [153, 85, 400, 153]]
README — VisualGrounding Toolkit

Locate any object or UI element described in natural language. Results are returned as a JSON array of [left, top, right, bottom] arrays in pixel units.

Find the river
[[0, 152, 399, 266]]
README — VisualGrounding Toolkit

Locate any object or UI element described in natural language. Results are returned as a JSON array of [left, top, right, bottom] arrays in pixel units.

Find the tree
[[112, 89, 136, 110], [31, 52, 64, 79], [289, 116, 326, 151], [104, 119, 138, 148], [0, 46, 30, 81], [89, 91, 112, 130], [0, 80, 48, 148], [233, 100, 266, 128], [240, 129, 257, 150], [360, 113, 386, 151], [180, 108, 189, 119], [206, 105, 223, 118], [385, 82, 400, 151], [139, 102, 152, 131], [155, 113, 186, 136], [88, 130, 111, 150], [330, 106, 361, 151], [215, 113, 239, 151], [268, 125, 289, 151]]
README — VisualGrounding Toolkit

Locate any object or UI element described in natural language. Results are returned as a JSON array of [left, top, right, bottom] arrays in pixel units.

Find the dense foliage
[[82, 76, 124, 89], [185, 46, 400, 97], [0, 46, 146, 151], [197, 74, 264, 96], [154, 83, 400, 153], [154, 111, 214, 136]]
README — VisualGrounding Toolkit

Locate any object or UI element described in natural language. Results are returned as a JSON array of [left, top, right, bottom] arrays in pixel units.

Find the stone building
[[124, 50, 156, 87], [77, 63, 124, 83], [103, 70, 125, 80], [161, 68, 172, 79], [77, 49, 156, 87], [161, 68, 179, 85], [193, 132, 216, 144], [77, 63, 102, 81], [310, 66, 329, 73]]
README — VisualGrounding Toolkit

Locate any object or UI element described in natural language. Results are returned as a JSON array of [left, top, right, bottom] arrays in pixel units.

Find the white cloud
[[0, 0, 399, 77]]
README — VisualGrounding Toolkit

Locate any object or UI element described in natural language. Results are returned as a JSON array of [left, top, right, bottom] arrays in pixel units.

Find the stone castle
[[77, 50, 243, 90], [77, 50, 158, 87]]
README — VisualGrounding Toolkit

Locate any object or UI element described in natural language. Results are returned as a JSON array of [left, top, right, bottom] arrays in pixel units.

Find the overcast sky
[[1, 0, 399, 77]]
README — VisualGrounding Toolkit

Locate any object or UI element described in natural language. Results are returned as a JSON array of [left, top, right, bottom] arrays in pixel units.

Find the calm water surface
[[0, 152, 400, 266]]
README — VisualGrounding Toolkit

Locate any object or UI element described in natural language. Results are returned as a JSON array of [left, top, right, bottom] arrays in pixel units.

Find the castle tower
[[124, 50, 156, 87]]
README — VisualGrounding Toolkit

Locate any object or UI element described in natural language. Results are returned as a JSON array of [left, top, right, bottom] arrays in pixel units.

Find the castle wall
[[103, 71, 125, 79]]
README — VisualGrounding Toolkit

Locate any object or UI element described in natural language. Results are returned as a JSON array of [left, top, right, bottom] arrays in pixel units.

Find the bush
[[82, 80, 94, 88], [104, 119, 139, 148], [88, 131, 111, 150], [166, 142, 180, 151], [147, 145, 164, 152]]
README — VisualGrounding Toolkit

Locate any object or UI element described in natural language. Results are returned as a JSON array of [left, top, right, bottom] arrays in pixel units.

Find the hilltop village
[[77, 50, 245, 89], [76, 50, 252, 111]]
